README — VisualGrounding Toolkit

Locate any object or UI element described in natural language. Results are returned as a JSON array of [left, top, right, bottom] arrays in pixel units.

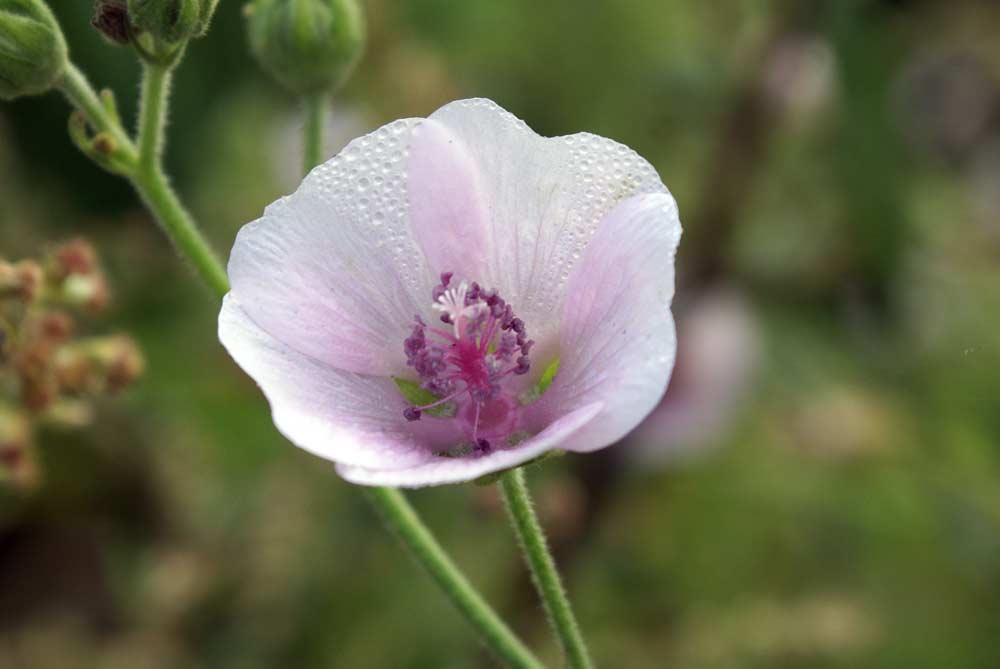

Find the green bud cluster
[[246, 0, 364, 96], [0, 0, 68, 100]]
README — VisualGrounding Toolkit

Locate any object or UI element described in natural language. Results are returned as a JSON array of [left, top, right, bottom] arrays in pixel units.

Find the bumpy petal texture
[[220, 97, 681, 487], [540, 192, 681, 452], [227, 117, 436, 377], [407, 99, 669, 347], [220, 296, 454, 469]]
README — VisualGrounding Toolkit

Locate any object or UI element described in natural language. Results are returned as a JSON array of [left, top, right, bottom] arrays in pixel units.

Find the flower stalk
[[364, 487, 544, 669], [500, 467, 593, 669], [302, 92, 326, 174], [137, 62, 170, 174], [59, 59, 228, 296]]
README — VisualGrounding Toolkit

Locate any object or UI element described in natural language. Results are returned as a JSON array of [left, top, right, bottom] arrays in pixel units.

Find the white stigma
[[432, 281, 471, 334]]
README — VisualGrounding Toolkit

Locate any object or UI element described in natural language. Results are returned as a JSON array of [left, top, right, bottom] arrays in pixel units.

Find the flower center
[[402, 272, 533, 453]]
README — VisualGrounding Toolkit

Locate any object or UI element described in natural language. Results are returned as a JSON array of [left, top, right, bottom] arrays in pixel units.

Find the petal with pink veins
[[542, 192, 681, 453], [219, 295, 460, 469], [228, 118, 437, 377], [414, 99, 669, 347]]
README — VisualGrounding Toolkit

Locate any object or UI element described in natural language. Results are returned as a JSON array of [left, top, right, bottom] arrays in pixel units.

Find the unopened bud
[[102, 335, 145, 392], [47, 239, 111, 311], [91, 0, 131, 44], [50, 238, 98, 279], [0, 259, 43, 302], [56, 334, 144, 395], [0, 0, 68, 100], [37, 311, 75, 344], [246, 0, 365, 96], [61, 273, 110, 311], [128, 0, 200, 43]]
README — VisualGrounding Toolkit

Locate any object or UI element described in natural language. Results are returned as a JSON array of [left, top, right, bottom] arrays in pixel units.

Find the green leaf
[[392, 377, 456, 417]]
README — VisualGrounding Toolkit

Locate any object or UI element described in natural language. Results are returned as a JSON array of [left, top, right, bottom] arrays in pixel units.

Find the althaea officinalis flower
[[219, 99, 681, 486]]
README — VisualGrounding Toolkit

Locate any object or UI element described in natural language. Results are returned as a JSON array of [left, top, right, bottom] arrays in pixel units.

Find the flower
[[219, 98, 681, 487]]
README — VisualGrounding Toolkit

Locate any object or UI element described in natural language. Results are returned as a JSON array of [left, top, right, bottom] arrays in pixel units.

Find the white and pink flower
[[219, 99, 681, 487]]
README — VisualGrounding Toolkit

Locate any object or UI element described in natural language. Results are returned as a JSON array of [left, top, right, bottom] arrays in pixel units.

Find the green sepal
[[518, 357, 560, 405], [392, 377, 455, 418]]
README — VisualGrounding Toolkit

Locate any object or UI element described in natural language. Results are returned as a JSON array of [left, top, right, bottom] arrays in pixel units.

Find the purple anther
[[467, 282, 481, 303], [400, 272, 534, 452]]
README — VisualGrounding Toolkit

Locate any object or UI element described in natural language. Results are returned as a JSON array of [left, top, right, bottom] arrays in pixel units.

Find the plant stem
[[302, 93, 326, 174], [59, 64, 136, 162], [137, 63, 171, 175], [500, 468, 593, 669], [131, 167, 231, 297], [129, 61, 230, 296], [364, 488, 544, 669]]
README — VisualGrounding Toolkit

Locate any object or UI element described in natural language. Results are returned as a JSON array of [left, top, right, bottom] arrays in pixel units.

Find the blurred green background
[[2, 0, 1000, 667]]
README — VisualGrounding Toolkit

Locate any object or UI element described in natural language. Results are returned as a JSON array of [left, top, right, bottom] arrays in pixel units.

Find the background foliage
[[2, 0, 1000, 667]]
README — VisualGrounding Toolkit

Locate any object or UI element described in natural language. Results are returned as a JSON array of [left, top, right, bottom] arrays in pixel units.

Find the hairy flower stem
[[137, 63, 170, 175], [303, 93, 326, 174], [59, 63, 136, 163], [500, 468, 593, 669], [131, 62, 230, 296], [364, 488, 544, 669], [59, 61, 229, 296]]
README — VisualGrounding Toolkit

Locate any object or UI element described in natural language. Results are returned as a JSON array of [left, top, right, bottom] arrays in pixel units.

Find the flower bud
[[55, 334, 144, 395], [127, 0, 200, 43], [0, 0, 68, 100], [91, 0, 131, 44], [0, 259, 43, 303], [246, 0, 364, 96], [50, 238, 98, 279], [61, 273, 111, 311]]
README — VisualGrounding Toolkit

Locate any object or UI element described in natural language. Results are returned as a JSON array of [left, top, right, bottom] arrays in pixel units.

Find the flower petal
[[227, 118, 437, 376], [406, 118, 490, 282], [219, 295, 459, 469], [413, 99, 669, 345], [335, 401, 603, 487], [543, 192, 681, 452]]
